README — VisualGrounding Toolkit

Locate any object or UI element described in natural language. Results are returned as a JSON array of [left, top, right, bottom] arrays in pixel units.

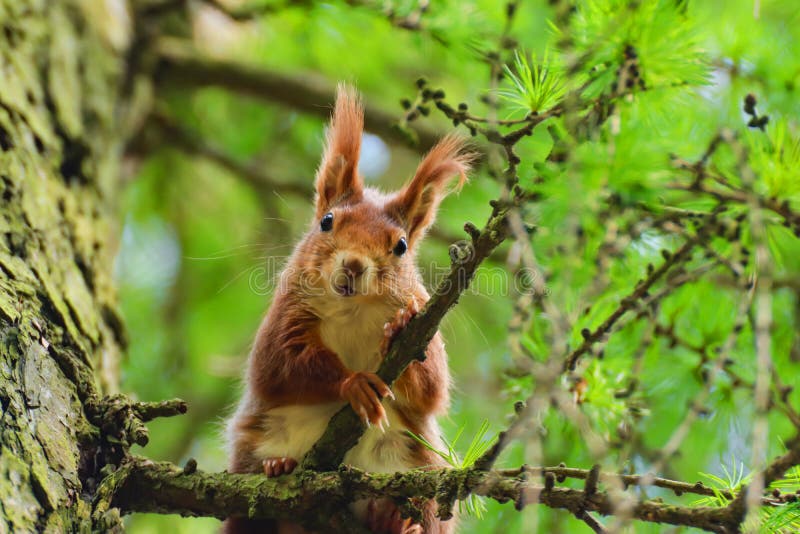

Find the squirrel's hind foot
[[262, 457, 298, 477]]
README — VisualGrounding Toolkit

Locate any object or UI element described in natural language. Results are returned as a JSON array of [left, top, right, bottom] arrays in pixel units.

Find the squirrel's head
[[292, 84, 472, 305]]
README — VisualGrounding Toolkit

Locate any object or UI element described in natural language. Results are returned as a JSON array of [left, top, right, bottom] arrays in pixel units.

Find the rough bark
[[0, 1, 129, 530], [108, 458, 740, 534]]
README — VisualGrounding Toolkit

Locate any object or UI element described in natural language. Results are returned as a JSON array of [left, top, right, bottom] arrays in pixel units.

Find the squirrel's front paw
[[262, 457, 297, 477], [340, 372, 394, 430], [381, 300, 421, 355], [366, 499, 422, 534]]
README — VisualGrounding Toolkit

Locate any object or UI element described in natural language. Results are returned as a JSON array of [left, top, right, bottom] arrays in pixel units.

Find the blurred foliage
[[120, 0, 800, 532]]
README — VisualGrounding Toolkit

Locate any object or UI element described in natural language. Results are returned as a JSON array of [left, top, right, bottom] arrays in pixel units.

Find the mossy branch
[[109, 457, 747, 533], [85, 394, 187, 447]]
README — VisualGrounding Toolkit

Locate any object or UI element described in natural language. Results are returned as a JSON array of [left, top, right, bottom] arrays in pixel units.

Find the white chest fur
[[317, 298, 396, 372], [251, 298, 430, 473], [253, 402, 419, 473]]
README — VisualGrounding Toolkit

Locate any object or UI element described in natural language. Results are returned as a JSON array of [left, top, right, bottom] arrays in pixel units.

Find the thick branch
[[111, 458, 741, 533], [301, 201, 513, 470], [149, 112, 310, 197], [155, 40, 444, 151]]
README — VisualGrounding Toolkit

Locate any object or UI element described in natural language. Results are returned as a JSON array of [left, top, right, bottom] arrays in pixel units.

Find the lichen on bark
[[0, 0, 131, 530]]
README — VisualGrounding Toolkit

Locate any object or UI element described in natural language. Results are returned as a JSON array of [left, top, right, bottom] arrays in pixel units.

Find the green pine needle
[[498, 50, 567, 116], [694, 460, 800, 532], [406, 420, 496, 518]]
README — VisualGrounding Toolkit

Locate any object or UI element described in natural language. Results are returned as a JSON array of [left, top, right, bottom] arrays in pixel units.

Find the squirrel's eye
[[320, 212, 334, 232], [393, 237, 408, 257]]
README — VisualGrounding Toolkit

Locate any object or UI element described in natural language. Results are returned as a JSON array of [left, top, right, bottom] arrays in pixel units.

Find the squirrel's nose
[[342, 257, 366, 278]]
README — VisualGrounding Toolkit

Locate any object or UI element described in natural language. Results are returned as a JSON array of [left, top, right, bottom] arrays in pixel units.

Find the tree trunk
[[0, 1, 130, 530]]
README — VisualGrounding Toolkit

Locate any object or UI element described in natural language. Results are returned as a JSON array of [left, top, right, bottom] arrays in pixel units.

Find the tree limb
[[148, 111, 311, 197], [110, 457, 743, 533], [154, 39, 445, 152]]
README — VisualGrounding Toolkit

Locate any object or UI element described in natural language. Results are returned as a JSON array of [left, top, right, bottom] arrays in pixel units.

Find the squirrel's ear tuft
[[388, 134, 474, 243], [314, 84, 364, 216]]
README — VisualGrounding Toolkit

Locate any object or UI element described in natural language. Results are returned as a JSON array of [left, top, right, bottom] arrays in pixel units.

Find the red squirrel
[[224, 85, 471, 534]]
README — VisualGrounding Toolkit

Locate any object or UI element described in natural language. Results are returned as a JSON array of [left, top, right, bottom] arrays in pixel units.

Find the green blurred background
[[119, 1, 800, 532]]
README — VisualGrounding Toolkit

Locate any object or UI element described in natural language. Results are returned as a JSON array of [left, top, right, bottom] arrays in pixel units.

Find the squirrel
[[223, 85, 472, 534]]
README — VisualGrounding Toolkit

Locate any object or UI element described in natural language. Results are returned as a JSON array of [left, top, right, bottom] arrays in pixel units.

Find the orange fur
[[225, 85, 468, 534], [249, 297, 350, 407], [387, 134, 473, 244], [315, 84, 364, 217]]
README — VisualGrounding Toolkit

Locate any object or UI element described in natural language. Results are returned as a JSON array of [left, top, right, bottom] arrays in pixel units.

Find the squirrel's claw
[[360, 407, 370, 427], [381, 300, 420, 355], [341, 372, 392, 427], [377, 412, 392, 434]]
